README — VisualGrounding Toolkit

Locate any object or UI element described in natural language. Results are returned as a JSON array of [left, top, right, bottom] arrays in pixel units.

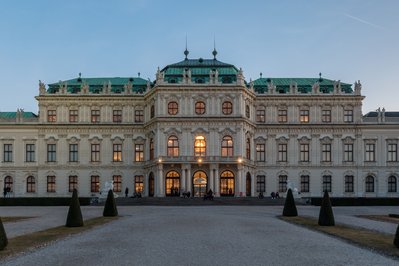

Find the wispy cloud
[[343, 13, 385, 30]]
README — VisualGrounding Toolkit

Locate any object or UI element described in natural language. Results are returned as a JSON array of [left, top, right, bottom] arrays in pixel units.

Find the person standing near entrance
[[125, 187, 129, 197]]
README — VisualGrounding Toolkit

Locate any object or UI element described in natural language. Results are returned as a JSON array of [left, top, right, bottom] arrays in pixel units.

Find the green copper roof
[[0, 112, 38, 119], [164, 58, 237, 69]]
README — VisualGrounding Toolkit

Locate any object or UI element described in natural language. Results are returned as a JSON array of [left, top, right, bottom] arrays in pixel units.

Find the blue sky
[[0, 0, 398, 113]]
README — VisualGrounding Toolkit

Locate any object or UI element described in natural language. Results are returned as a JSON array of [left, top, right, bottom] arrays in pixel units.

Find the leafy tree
[[66, 189, 84, 227], [103, 189, 118, 217], [318, 190, 335, 226], [283, 188, 298, 216]]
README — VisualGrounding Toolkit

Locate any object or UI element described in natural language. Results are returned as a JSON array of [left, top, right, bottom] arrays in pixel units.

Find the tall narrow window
[[47, 144, 56, 162], [300, 175, 310, 192], [113, 110, 122, 123], [47, 176, 56, 192], [135, 144, 144, 161], [245, 105, 250, 118], [278, 175, 287, 192], [69, 144, 78, 162], [322, 144, 331, 162], [387, 143, 398, 162], [149, 139, 154, 160], [222, 101, 233, 115], [278, 109, 287, 123], [322, 110, 331, 123], [365, 143, 375, 162], [47, 110, 56, 122], [4, 144, 13, 162], [69, 175, 78, 192], [388, 176, 397, 192], [365, 176, 374, 192], [135, 175, 144, 193], [221, 136, 233, 157], [322, 175, 332, 192], [26, 176, 35, 193], [256, 109, 265, 122], [195, 101, 206, 115], [168, 101, 178, 115], [256, 144, 265, 162], [194, 136, 206, 157], [345, 175, 354, 192], [69, 110, 78, 122], [300, 144, 309, 162], [300, 110, 309, 123], [91, 175, 100, 192], [135, 110, 144, 122], [26, 144, 35, 162], [91, 144, 100, 162], [150, 105, 155, 118], [246, 138, 251, 160], [344, 109, 353, 122], [113, 144, 122, 162], [278, 144, 287, 162], [256, 175, 265, 193], [167, 136, 179, 157], [91, 110, 100, 123], [113, 175, 122, 192], [344, 144, 353, 162]]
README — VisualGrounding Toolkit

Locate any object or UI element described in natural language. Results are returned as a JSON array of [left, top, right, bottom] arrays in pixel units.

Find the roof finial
[[212, 35, 217, 60], [319, 72, 322, 80], [138, 72, 140, 77], [79, 72, 81, 78], [260, 72, 263, 78], [184, 35, 189, 60]]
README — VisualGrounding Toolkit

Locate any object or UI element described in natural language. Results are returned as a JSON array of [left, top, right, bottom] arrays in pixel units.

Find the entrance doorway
[[220, 170, 235, 196], [193, 170, 207, 197], [165, 171, 180, 197]]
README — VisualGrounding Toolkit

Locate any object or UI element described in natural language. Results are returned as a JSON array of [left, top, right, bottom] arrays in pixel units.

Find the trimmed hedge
[[283, 189, 298, 217], [103, 190, 118, 217], [0, 197, 91, 206], [66, 189, 84, 227], [318, 191, 335, 226], [311, 197, 399, 206], [0, 217, 8, 250], [394, 224, 399, 248]]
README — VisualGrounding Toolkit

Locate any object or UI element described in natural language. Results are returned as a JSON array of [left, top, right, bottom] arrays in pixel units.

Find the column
[[157, 163, 164, 197], [181, 167, 186, 192], [214, 166, 219, 197], [209, 164, 215, 191], [237, 165, 243, 197], [186, 166, 192, 194]]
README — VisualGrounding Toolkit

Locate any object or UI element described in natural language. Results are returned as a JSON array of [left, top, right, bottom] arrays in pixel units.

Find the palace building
[[1, 50, 398, 198]]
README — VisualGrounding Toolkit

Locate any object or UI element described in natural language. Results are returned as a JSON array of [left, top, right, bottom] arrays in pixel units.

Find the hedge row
[[311, 197, 399, 206], [0, 197, 91, 206]]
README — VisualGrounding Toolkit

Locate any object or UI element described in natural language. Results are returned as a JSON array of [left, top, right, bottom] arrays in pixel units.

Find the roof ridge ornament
[[184, 35, 189, 60], [212, 36, 217, 60]]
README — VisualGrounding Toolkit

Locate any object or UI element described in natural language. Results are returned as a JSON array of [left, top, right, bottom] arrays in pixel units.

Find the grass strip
[[356, 215, 399, 224], [2, 217, 35, 223], [0, 216, 117, 260], [279, 216, 399, 258]]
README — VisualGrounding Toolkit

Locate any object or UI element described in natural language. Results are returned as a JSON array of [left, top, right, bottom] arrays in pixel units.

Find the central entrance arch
[[193, 170, 207, 197]]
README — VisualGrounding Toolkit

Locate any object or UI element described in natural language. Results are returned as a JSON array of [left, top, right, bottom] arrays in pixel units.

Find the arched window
[[149, 138, 154, 160], [168, 101, 178, 115], [365, 176, 374, 192], [222, 101, 233, 115], [246, 138, 251, 160], [279, 175, 287, 192], [167, 136, 179, 157], [195, 101, 206, 115], [27, 176, 35, 193], [194, 136, 206, 157], [388, 176, 397, 192], [4, 176, 13, 192], [165, 171, 180, 197], [220, 170, 235, 196], [221, 136, 233, 157]]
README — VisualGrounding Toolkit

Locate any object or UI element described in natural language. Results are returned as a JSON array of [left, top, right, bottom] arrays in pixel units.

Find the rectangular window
[[278, 175, 287, 192], [256, 144, 265, 162], [344, 144, 353, 162], [150, 140, 154, 160], [278, 110, 287, 123], [47, 110, 57, 122], [256, 175, 265, 192], [300, 110, 309, 123], [256, 109, 265, 123], [47, 175, 56, 192], [135, 175, 144, 193], [47, 144, 56, 162], [113, 175, 122, 192], [69, 110, 78, 122], [345, 175, 354, 192], [91, 110, 100, 123], [26, 144, 35, 162], [300, 144, 309, 162], [278, 144, 287, 162], [69, 144, 78, 162], [91, 175, 100, 193], [113, 144, 122, 162], [344, 110, 353, 122], [322, 144, 331, 162], [322, 175, 332, 192], [365, 143, 375, 162], [322, 110, 331, 123], [4, 144, 13, 162], [135, 110, 144, 123], [387, 143, 397, 162], [135, 144, 144, 162], [113, 110, 122, 123], [69, 175, 78, 192], [300, 175, 310, 192], [91, 144, 100, 162]]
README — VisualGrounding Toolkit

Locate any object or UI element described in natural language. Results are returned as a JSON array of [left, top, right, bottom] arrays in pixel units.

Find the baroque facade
[[1, 52, 398, 198]]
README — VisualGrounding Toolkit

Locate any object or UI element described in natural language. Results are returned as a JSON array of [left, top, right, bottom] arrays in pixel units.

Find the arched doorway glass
[[148, 172, 154, 197], [166, 171, 180, 196], [220, 171, 235, 197], [246, 172, 251, 196], [193, 171, 207, 197]]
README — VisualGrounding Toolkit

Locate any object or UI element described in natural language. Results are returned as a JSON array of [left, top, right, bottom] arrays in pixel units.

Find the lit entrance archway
[[220, 170, 235, 197], [193, 170, 207, 197], [166, 171, 180, 197]]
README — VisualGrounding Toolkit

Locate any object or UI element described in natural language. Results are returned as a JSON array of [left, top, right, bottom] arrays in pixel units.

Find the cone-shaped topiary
[[103, 189, 118, 217], [318, 190, 335, 226], [66, 189, 84, 227], [282, 188, 298, 217], [394, 224, 399, 248], [0, 217, 8, 250]]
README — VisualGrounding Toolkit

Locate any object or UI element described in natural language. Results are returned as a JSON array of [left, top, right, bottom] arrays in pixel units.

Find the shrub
[[318, 191, 335, 226], [103, 189, 118, 217], [66, 189, 84, 227], [282, 188, 298, 217], [0, 217, 8, 250], [394, 224, 399, 248]]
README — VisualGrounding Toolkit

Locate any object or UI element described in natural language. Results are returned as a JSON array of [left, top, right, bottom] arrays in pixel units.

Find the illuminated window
[[47, 110, 56, 122], [113, 110, 122, 123], [47, 176, 56, 192], [345, 175, 354, 192], [26, 176, 35, 193], [195, 101, 206, 115], [278, 109, 287, 123], [221, 136, 233, 157], [91, 110, 100, 123], [278, 175, 287, 192], [322, 110, 331, 123], [256, 109, 265, 122], [135, 144, 144, 162], [222, 101, 233, 115], [220, 171, 235, 196], [113, 175, 122, 192], [135, 110, 144, 122], [300, 110, 309, 123], [113, 144, 122, 162], [69, 175, 78, 192], [168, 102, 178, 115], [69, 110, 78, 122], [167, 136, 179, 157], [91, 175, 100, 193], [194, 136, 206, 157], [91, 144, 100, 162], [135, 175, 144, 193], [166, 171, 180, 196], [300, 175, 309, 192]]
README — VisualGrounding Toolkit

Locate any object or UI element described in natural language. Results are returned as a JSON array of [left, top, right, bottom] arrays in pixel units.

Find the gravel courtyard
[[1, 205, 399, 266]]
